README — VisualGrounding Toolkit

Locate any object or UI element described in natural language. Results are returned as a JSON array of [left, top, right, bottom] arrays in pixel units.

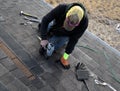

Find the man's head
[[64, 6, 84, 30]]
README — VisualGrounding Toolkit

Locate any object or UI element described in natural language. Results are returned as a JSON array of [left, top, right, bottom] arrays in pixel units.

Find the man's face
[[65, 14, 80, 27]]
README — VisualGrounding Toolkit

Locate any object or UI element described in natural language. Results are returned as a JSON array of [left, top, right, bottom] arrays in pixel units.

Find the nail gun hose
[[82, 80, 90, 91]]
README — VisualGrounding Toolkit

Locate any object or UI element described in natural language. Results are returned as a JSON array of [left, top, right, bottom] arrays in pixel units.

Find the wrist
[[63, 52, 69, 60]]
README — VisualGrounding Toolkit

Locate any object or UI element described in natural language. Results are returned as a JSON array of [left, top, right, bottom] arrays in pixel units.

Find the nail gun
[[39, 43, 54, 59], [37, 36, 55, 59]]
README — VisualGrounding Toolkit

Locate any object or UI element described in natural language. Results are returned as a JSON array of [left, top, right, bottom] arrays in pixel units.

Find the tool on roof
[[37, 36, 54, 59], [89, 70, 117, 91], [95, 79, 117, 91], [39, 42, 54, 59], [23, 17, 41, 23], [20, 11, 38, 19]]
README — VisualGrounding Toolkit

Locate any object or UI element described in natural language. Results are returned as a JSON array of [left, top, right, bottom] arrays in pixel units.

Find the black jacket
[[40, 3, 89, 54]]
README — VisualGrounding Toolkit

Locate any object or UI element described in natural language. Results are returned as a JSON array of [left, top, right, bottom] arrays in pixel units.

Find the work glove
[[40, 40, 48, 48], [60, 52, 70, 69]]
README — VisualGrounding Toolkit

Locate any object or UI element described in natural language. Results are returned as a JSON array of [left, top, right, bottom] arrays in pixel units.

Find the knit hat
[[66, 6, 84, 23]]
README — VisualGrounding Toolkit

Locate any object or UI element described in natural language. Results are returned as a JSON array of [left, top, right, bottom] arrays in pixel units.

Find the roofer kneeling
[[38, 2, 89, 69]]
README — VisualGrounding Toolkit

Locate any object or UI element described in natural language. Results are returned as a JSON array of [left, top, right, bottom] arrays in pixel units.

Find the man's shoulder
[[57, 3, 67, 8]]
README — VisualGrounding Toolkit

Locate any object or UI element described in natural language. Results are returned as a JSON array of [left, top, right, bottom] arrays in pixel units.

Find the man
[[38, 3, 88, 69]]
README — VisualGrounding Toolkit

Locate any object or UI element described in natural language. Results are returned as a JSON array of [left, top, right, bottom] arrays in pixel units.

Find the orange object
[[60, 57, 70, 69]]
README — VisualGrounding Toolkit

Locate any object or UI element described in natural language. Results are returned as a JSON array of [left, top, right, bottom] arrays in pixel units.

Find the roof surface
[[0, 0, 120, 91]]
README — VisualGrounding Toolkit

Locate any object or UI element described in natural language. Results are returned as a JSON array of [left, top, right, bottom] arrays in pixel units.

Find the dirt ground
[[45, 0, 120, 51]]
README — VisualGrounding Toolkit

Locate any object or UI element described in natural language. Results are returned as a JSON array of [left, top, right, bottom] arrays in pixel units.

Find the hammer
[[20, 11, 38, 19]]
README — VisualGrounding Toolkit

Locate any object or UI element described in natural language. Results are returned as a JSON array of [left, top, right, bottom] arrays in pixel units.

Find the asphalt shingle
[[0, 0, 120, 91]]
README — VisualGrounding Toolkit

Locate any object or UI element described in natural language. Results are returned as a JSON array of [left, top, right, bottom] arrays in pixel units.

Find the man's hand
[[60, 52, 70, 69], [40, 40, 48, 48]]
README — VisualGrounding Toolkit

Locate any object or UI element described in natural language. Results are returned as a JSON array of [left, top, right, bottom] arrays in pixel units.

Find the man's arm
[[65, 15, 88, 54], [65, 35, 79, 54], [40, 4, 66, 40]]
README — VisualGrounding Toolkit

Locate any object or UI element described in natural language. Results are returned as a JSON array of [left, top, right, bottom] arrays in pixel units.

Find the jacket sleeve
[[65, 16, 89, 54], [40, 4, 66, 40], [65, 36, 79, 54]]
